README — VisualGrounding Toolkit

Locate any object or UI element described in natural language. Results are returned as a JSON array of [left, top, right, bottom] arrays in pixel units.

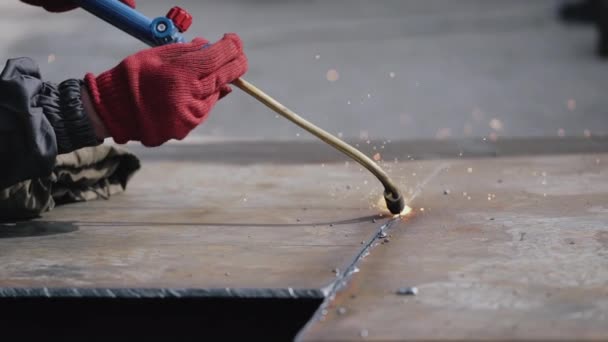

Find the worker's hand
[[21, 0, 135, 13], [84, 34, 248, 147]]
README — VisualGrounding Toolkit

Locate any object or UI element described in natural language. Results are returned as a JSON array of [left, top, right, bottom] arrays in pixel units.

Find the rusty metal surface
[[301, 153, 608, 340], [4, 142, 608, 340], [0, 160, 392, 296]]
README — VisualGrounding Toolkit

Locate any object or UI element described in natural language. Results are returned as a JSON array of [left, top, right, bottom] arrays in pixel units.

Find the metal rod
[[233, 78, 403, 202]]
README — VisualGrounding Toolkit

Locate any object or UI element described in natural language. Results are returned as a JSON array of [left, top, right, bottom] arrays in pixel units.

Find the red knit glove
[[21, 0, 135, 13], [84, 34, 248, 146]]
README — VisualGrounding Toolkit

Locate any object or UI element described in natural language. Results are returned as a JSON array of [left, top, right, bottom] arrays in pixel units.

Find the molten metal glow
[[396, 205, 413, 217], [375, 196, 413, 217]]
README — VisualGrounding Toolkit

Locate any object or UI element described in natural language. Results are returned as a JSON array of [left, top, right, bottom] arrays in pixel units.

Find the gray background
[[1, 0, 606, 142]]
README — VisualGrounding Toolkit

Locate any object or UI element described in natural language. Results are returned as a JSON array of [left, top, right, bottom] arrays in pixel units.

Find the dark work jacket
[[0, 57, 100, 190]]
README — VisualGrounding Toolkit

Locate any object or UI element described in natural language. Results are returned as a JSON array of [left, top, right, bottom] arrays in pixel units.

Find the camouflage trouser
[[0, 145, 140, 220]]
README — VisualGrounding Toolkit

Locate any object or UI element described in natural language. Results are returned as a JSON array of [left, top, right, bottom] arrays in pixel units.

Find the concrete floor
[[1, 0, 607, 143]]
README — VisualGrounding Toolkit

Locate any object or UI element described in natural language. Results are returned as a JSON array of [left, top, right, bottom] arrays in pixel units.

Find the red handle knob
[[167, 6, 193, 33]]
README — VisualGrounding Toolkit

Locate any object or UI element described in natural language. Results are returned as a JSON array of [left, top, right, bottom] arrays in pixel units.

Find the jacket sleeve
[[0, 57, 101, 190]]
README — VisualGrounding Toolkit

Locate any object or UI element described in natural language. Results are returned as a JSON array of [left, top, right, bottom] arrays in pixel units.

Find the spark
[[399, 206, 413, 217], [467, 167, 473, 173], [326, 69, 340, 82], [373, 153, 382, 161], [389, 72, 396, 78], [375, 196, 412, 217], [489, 118, 503, 131], [47, 54, 56, 64]]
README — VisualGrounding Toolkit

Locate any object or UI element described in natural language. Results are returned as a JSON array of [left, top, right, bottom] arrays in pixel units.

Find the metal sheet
[[0, 161, 390, 297], [300, 153, 608, 340], [126, 136, 608, 164]]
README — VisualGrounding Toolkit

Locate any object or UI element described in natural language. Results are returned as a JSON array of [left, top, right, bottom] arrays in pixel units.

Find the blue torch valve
[[74, 0, 190, 47]]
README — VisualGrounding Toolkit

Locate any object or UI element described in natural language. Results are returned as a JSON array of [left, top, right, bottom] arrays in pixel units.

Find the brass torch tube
[[233, 78, 402, 202]]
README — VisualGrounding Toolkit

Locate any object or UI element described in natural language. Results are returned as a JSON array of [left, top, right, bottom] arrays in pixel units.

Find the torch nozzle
[[384, 190, 405, 215]]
